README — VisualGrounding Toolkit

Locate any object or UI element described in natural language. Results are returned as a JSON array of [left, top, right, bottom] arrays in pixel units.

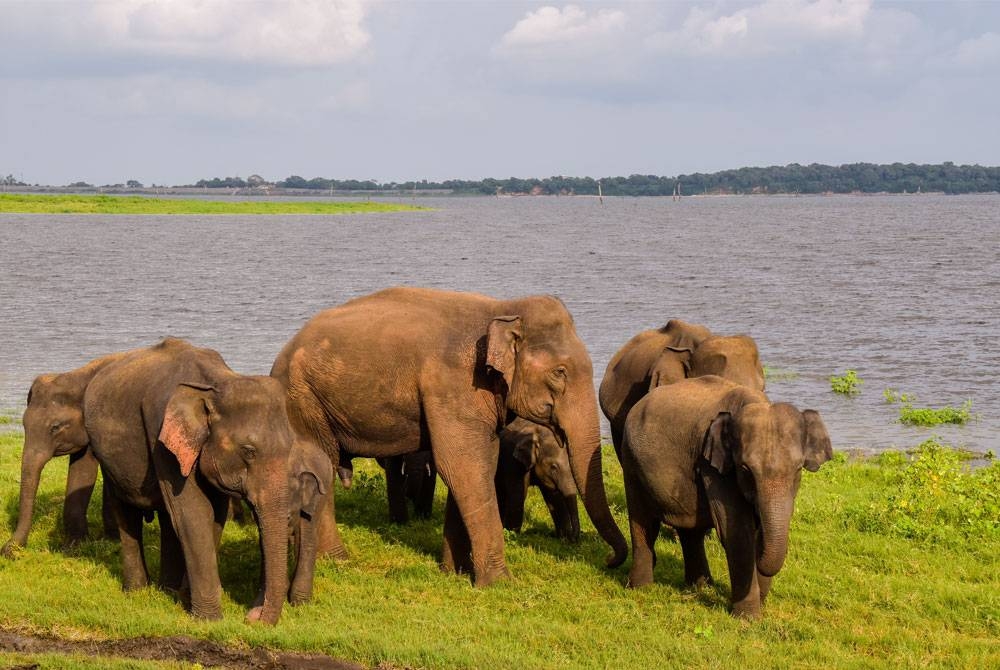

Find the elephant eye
[[240, 444, 258, 461], [49, 421, 64, 435], [551, 366, 567, 379]]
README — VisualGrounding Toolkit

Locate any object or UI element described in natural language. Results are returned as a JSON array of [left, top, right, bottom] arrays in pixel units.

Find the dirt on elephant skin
[[0, 628, 370, 670]]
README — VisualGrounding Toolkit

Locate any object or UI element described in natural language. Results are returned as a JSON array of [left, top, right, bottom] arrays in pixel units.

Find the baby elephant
[[496, 418, 580, 542], [254, 439, 331, 608], [621, 375, 831, 619]]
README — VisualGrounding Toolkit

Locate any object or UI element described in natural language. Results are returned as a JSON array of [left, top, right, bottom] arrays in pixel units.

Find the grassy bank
[[0, 429, 997, 669], [0, 194, 425, 215]]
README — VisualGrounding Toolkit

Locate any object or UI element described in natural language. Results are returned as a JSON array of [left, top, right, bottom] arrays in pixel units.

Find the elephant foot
[[122, 577, 149, 592], [730, 599, 763, 620], [626, 570, 654, 589], [472, 565, 510, 588], [1, 540, 24, 558], [288, 589, 311, 606], [191, 602, 224, 621]]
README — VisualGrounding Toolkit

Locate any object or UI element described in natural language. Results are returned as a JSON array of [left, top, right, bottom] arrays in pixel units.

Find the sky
[[1, 0, 999, 186]]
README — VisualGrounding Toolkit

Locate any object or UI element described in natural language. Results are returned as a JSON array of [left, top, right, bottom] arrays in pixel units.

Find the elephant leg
[[101, 481, 118, 540], [158, 511, 185, 594], [289, 514, 318, 605], [315, 494, 349, 560], [109, 494, 149, 591], [702, 470, 762, 619], [383, 456, 410, 524], [64, 448, 99, 545], [412, 460, 436, 519], [757, 571, 773, 605], [432, 421, 508, 587], [677, 527, 713, 587], [156, 474, 224, 620], [538, 484, 580, 542], [440, 492, 473, 575], [610, 422, 625, 461], [624, 485, 660, 588]]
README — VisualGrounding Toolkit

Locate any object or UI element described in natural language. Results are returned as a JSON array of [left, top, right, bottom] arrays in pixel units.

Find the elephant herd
[[2, 286, 831, 624]]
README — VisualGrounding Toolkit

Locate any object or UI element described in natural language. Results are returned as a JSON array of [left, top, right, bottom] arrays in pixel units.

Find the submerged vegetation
[[762, 365, 799, 382], [829, 369, 863, 396], [1, 430, 997, 668], [0, 194, 425, 215], [884, 390, 975, 427]]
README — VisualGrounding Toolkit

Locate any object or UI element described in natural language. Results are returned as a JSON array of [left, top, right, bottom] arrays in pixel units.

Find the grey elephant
[[253, 438, 330, 608], [270, 287, 627, 585], [621, 375, 831, 619], [600, 320, 765, 457], [495, 418, 579, 541], [2, 351, 132, 556], [84, 338, 292, 624], [337, 450, 438, 524]]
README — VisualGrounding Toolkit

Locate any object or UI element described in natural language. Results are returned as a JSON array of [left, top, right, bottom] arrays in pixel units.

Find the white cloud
[[952, 32, 1000, 68], [496, 4, 627, 53], [3, 0, 372, 68], [648, 0, 871, 57]]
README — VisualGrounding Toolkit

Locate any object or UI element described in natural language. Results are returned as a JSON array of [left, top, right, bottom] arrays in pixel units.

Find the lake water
[[1, 194, 997, 456]]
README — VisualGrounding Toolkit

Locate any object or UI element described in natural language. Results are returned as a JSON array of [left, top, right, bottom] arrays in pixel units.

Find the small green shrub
[[830, 369, 862, 395], [882, 388, 914, 404], [898, 399, 973, 427], [845, 438, 1000, 544]]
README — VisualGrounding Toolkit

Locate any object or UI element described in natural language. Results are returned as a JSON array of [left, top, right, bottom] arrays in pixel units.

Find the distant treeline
[[184, 162, 1000, 196]]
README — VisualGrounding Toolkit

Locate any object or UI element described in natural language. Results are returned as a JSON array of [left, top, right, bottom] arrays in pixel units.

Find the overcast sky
[[2, 1, 999, 186]]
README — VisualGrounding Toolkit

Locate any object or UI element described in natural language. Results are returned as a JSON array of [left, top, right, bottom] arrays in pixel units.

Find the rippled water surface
[[2, 194, 998, 454]]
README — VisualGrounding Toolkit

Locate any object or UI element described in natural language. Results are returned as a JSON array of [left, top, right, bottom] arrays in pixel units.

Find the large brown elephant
[[2, 351, 130, 556], [621, 376, 831, 619], [599, 320, 765, 457], [270, 287, 628, 584], [84, 338, 292, 624]]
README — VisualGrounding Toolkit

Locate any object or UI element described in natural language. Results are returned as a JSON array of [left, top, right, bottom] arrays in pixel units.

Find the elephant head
[[3, 352, 127, 556], [702, 403, 832, 577], [498, 418, 580, 541], [158, 376, 292, 624], [652, 334, 765, 392], [487, 297, 627, 565]]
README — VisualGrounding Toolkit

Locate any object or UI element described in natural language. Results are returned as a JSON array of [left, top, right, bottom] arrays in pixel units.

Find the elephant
[[621, 375, 832, 619], [495, 418, 579, 541], [599, 320, 765, 457], [253, 438, 330, 608], [2, 351, 130, 556], [83, 338, 292, 624], [333, 450, 437, 524], [380, 451, 437, 523], [270, 287, 628, 585]]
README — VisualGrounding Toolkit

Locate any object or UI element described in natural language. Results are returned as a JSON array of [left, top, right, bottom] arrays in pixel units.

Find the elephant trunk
[[246, 488, 289, 625], [756, 492, 794, 577], [2, 446, 50, 555], [558, 391, 628, 567], [561, 493, 581, 543]]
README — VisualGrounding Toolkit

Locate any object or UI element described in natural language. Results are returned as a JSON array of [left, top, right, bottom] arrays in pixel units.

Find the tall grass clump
[[829, 369, 862, 395], [846, 437, 1000, 544]]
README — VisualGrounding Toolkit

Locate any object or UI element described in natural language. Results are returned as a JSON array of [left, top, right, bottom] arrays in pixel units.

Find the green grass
[[1, 429, 998, 669], [898, 400, 974, 427], [0, 194, 425, 215], [830, 369, 863, 396]]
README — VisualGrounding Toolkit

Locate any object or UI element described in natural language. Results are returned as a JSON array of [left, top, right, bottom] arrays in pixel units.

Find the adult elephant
[[599, 320, 765, 457], [85, 338, 291, 625], [270, 287, 627, 584], [496, 417, 579, 541], [2, 352, 129, 556], [621, 376, 831, 619]]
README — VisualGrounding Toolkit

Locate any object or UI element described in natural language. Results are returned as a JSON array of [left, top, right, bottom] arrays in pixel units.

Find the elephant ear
[[159, 383, 216, 478], [486, 315, 522, 389], [297, 471, 326, 518], [801, 409, 833, 472], [702, 411, 733, 474], [512, 431, 539, 470]]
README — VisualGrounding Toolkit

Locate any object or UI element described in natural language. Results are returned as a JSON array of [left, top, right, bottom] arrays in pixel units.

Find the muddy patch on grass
[[0, 629, 365, 669]]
